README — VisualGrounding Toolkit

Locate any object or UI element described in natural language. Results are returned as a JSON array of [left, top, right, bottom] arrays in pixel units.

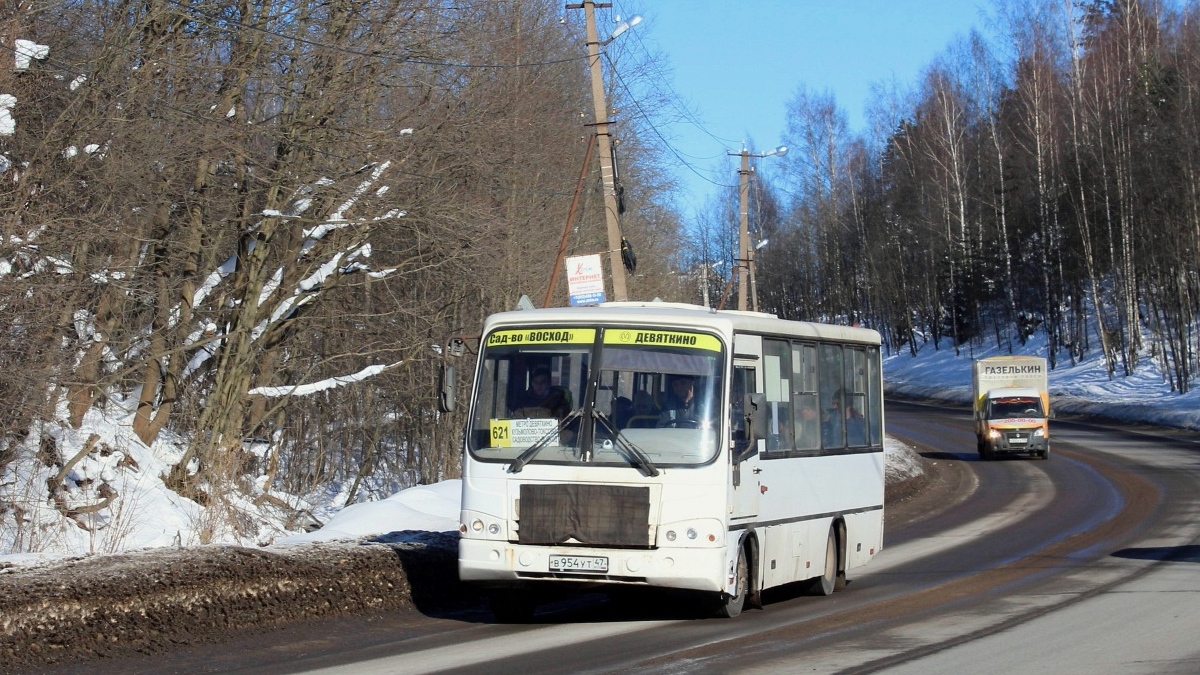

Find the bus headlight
[[460, 511, 506, 540], [988, 429, 1002, 440], [658, 519, 723, 547], [1034, 427, 1045, 437]]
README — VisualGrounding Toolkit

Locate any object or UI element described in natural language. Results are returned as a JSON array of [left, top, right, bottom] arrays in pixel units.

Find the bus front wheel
[[714, 546, 748, 618]]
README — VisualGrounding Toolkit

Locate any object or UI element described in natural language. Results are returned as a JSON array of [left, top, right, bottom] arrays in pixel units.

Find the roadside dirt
[[885, 449, 976, 530], [1, 454, 960, 675], [0, 533, 465, 675]]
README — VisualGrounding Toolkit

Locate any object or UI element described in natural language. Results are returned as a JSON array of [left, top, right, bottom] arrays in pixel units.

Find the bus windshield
[[467, 326, 725, 468]]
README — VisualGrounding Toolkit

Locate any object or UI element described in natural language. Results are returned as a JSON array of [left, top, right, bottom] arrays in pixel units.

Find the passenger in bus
[[612, 396, 633, 428], [845, 403, 866, 446], [824, 392, 865, 446], [796, 402, 820, 449], [624, 391, 659, 428], [822, 395, 844, 446], [512, 366, 571, 418]]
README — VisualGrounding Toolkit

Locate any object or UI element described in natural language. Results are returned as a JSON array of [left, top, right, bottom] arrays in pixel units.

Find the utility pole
[[729, 145, 787, 312], [736, 150, 752, 312], [569, 0, 628, 301]]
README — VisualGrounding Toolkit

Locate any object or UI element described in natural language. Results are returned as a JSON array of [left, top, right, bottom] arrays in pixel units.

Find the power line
[[599, 1, 743, 197], [623, 22, 741, 149], [605, 54, 737, 190]]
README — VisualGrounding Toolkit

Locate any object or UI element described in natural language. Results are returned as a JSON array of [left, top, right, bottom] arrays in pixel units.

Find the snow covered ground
[[886, 333, 1200, 431], [4, 329, 1197, 565], [278, 479, 462, 545]]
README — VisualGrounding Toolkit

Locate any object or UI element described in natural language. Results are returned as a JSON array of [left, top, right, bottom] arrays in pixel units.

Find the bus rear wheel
[[714, 546, 748, 618], [808, 527, 838, 596]]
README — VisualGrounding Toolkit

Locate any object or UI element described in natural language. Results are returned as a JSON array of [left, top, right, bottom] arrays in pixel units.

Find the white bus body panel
[[755, 452, 885, 588], [457, 302, 885, 602], [459, 458, 730, 592]]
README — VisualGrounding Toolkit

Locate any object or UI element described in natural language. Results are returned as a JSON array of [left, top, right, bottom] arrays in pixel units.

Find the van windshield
[[990, 397, 1044, 418], [467, 326, 725, 468]]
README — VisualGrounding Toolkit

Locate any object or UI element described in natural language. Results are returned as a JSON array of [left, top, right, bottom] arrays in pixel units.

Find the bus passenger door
[[731, 357, 762, 522]]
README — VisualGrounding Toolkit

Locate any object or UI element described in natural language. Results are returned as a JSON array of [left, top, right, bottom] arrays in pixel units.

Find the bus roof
[[482, 301, 880, 345]]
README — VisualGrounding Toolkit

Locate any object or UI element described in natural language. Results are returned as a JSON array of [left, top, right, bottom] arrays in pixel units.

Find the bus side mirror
[[438, 363, 457, 413], [734, 394, 768, 464]]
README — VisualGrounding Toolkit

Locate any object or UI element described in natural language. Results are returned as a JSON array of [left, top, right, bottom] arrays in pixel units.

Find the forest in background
[[0, 0, 682, 542], [710, 0, 1200, 397], [2, 0, 1198, 551]]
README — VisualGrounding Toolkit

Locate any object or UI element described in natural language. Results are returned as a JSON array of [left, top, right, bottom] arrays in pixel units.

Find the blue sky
[[609, 0, 994, 218]]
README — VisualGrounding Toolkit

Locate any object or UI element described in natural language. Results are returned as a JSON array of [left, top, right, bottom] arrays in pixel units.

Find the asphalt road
[[86, 400, 1200, 674]]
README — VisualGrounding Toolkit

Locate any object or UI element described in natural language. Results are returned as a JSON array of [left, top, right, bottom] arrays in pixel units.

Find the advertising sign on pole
[[566, 254, 606, 306]]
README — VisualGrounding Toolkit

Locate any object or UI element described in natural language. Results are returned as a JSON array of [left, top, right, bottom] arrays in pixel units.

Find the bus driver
[[512, 366, 570, 418], [658, 375, 701, 427]]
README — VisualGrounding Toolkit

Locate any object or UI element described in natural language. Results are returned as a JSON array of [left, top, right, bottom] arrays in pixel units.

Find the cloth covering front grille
[[518, 484, 650, 547]]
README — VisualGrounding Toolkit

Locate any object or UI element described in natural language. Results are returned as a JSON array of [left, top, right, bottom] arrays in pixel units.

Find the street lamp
[[749, 237, 769, 312], [702, 260, 726, 309], [603, 15, 642, 45], [729, 146, 787, 311]]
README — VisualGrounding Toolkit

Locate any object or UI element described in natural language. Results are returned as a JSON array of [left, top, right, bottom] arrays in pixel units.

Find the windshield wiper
[[507, 409, 583, 474], [594, 412, 660, 477]]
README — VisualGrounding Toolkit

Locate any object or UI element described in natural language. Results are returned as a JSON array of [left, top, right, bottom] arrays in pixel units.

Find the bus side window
[[763, 339, 794, 452], [820, 344, 845, 448], [792, 343, 820, 451], [844, 348, 868, 446], [732, 366, 756, 453]]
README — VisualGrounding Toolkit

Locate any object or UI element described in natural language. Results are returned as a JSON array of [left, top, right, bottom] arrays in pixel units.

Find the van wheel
[[714, 546, 748, 618], [1039, 446, 1050, 460], [808, 527, 837, 596]]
